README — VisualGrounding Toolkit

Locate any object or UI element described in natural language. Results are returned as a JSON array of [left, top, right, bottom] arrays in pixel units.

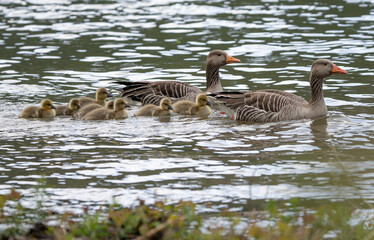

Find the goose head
[[160, 98, 173, 111], [196, 94, 211, 107], [311, 59, 347, 79], [96, 87, 112, 101], [106, 100, 114, 109], [207, 50, 240, 68], [69, 98, 81, 111], [41, 99, 56, 110], [114, 98, 131, 111]]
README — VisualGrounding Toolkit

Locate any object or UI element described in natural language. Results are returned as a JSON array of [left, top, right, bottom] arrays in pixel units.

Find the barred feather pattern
[[205, 65, 221, 92], [119, 81, 202, 105], [214, 90, 310, 123]]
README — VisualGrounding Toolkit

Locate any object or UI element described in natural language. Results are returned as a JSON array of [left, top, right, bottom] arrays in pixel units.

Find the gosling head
[[196, 94, 211, 107], [207, 50, 240, 68], [41, 99, 56, 110], [106, 100, 114, 109], [311, 59, 347, 80], [69, 98, 81, 111], [160, 98, 173, 111], [96, 87, 112, 101], [114, 98, 131, 111]]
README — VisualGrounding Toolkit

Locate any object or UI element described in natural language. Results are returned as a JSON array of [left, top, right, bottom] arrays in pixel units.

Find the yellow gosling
[[172, 93, 211, 118], [78, 100, 114, 119], [55, 98, 81, 116], [82, 98, 130, 120], [106, 100, 114, 110], [19, 99, 56, 119], [78, 87, 112, 107], [135, 98, 173, 117]]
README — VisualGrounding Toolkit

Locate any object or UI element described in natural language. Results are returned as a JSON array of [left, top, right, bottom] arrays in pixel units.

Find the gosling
[[135, 98, 173, 117], [19, 99, 56, 119], [55, 98, 81, 116], [82, 98, 130, 120], [78, 87, 112, 107], [172, 93, 212, 118], [77, 100, 114, 119]]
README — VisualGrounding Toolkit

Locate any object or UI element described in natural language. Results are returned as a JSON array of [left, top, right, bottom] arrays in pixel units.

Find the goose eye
[[324, 63, 328, 66], [218, 54, 221, 57]]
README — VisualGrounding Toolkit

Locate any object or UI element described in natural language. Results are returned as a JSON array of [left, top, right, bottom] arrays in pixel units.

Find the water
[[0, 0, 373, 213]]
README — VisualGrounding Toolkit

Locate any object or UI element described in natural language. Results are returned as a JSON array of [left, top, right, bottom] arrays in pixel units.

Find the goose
[[82, 98, 130, 120], [77, 100, 115, 119], [106, 100, 114, 110], [55, 98, 81, 116], [19, 99, 56, 118], [116, 50, 240, 106], [78, 87, 113, 107], [172, 93, 212, 118], [135, 98, 173, 117], [212, 59, 347, 123]]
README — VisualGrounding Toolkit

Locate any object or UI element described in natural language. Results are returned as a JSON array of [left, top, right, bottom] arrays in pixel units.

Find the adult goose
[[116, 50, 240, 106], [19, 99, 56, 119], [212, 59, 347, 123]]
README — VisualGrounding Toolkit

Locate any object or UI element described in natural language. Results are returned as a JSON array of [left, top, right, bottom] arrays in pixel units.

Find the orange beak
[[225, 55, 241, 64], [331, 64, 348, 74]]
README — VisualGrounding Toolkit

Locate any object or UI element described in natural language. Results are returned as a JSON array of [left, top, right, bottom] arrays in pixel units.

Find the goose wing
[[116, 81, 203, 105], [213, 90, 307, 122]]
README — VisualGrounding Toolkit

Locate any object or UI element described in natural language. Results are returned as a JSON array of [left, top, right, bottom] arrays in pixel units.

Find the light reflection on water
[[0, 0, 373, 213]]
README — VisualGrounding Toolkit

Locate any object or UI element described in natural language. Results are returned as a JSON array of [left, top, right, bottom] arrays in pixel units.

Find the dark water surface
[[0, 0, 373, 213]]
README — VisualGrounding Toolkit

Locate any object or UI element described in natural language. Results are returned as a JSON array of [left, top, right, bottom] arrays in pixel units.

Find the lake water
[[0, 0, 373, 214]]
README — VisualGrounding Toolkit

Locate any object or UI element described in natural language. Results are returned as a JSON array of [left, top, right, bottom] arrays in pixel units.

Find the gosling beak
[[331, 64, 348, 74], [107, 92, 113, 97], [168, 105, 174, 111], [77, 105, 81, 109], [125, 103, 131, 108], [206, 101, 212, 106], [225, 55, 241, 64], [51, 105, 56, 109]]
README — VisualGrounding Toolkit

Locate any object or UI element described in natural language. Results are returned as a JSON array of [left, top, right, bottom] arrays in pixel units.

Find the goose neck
[[206, 63, 222, 93], [308, 74, 325, 106]]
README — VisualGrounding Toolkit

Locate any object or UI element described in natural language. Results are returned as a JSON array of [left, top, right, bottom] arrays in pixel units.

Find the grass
[[0, 182, 373, 239]]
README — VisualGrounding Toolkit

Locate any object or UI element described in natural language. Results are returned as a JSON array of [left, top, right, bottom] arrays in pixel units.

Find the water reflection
[[0, 0, 373, 212]]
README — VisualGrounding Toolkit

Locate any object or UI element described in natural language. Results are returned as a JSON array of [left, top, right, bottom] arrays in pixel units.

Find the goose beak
[[206, 101, 212, 106], [168, 105, 173, 111], [107, 92, 113, 97], [331, 64, 348, 74], [51, 105, 56, 109], [125, 103, 131, 108], [77, 105, 81, 109], [225, 55, 241, 64]]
